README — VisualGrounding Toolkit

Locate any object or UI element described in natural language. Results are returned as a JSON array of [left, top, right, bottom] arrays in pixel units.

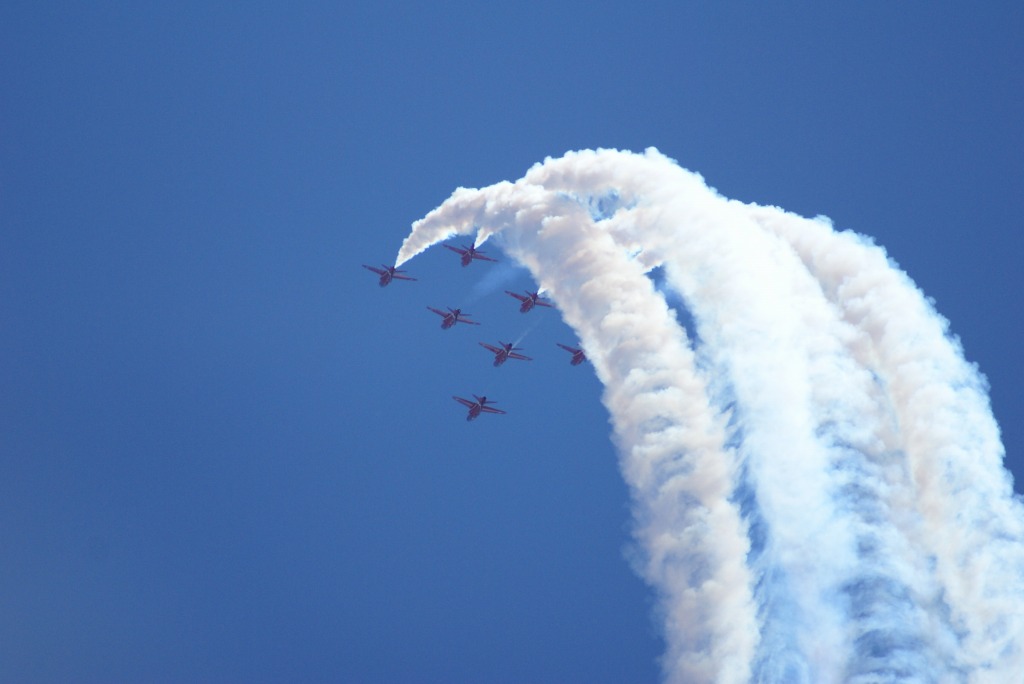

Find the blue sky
[[2, 3, 1021, 682]]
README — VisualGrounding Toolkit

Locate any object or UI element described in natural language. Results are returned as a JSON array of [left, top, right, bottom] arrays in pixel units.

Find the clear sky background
[[2, 3, 1021, 682]]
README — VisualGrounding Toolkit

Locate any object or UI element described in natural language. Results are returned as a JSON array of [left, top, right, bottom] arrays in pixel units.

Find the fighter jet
[[444, 243, 498, 267], [427, 306, 481, 329], [363, 264, 416, 287], [453, 394, 506, 421], [506, 290, 553, 313], [557, 343, 587, 366], [479, 341, 532, 367]]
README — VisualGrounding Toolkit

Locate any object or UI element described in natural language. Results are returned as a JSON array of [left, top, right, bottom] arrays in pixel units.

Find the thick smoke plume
[[397, 149, 1024, 683]]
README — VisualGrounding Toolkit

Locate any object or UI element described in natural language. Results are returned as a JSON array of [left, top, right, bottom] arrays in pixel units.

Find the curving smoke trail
[[396, 149, 1024, 683]]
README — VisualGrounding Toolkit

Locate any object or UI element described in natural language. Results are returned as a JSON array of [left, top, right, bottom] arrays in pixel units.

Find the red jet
[[444, 243, 498, 267], [363, 264, 416, 287], [427, 306, 481, 329], [479, 341, 532, 367], [557, 343, 587, 366], [506, 290, 553, 313], [453, 394, 506, 421]]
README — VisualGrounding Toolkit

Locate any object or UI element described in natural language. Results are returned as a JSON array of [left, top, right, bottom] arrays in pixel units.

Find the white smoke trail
[[397, 149, 1024, 683], [753, 210, 1024, 679], [400, 173, 760, 683]]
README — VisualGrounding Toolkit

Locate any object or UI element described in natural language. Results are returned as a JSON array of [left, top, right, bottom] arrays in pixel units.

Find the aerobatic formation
[[366, 240, 579, 421], [384, 149, 1024, 683]]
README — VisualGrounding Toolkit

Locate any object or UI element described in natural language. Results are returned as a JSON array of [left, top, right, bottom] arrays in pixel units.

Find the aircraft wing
[[457, 317, 481, 326], [392, 273, 417, 281], [557, 343, 580, 353], [427, 307, 448, 317], [534, 299, 554, 308], [505, 290, 528, 302], [444, 244, 468, 255], [479, 342, 501, 354], [508, 352, 532, 361], [362, 264, 385, 275], [480, 405, 506, 415], [473, 252, 498, 262], [452, 396, 475, 408]]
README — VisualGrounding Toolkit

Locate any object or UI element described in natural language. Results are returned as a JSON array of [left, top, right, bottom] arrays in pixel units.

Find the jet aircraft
[[557, 343, 587, 366], [453, 394, 506, 421], [479, 341, 532, 367], [506, 290, 553, 313], [362, 264, 416, 287], [444, 243, 498, 267], [427, 306, 481, 329]]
